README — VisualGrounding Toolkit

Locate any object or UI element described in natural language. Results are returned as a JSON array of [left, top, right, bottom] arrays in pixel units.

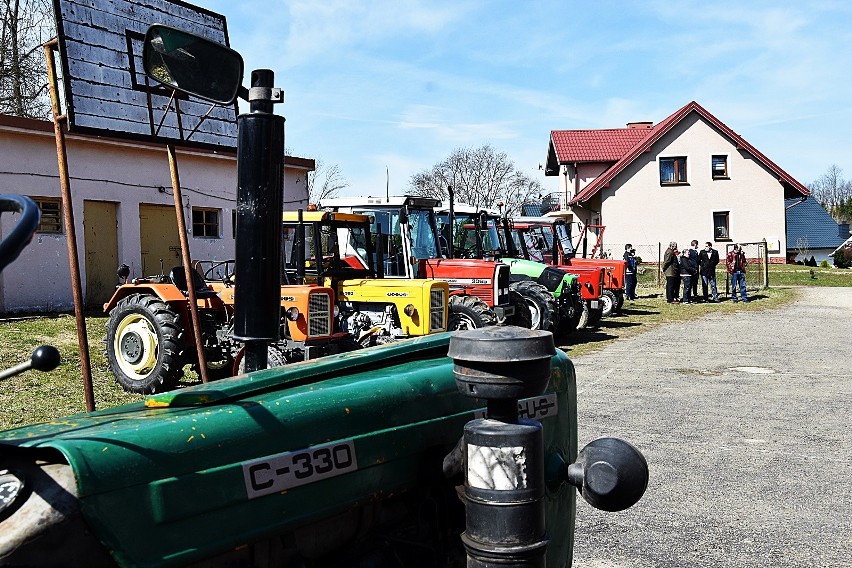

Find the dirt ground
[[570, 286, 852, 568]]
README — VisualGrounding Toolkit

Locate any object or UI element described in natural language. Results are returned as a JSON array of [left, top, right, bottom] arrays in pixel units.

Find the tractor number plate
[[242, 440, 358, 499]]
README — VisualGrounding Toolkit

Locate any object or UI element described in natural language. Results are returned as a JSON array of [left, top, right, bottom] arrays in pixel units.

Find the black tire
[[448, 295, 497, 330], [105, 293, 185, 394], [587, 305, 603, 328], [575, 300, 602, 330], [237, 344, 290, 374], [600, 289, 617, 318], [510, 280, 557, 332], [615, 290, 625, 311], [508, 290, 533, 329]]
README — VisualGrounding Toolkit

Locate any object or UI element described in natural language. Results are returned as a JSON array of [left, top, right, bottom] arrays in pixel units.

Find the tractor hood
[[0, 334, 577, 567]]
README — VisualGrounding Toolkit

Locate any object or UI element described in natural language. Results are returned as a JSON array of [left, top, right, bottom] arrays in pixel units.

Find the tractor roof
[[322, 196, 442, 209], [282, 211, 369, 224]]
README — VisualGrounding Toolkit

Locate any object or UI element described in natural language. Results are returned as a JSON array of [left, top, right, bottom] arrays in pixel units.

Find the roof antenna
[[386, 166, 390, 203]]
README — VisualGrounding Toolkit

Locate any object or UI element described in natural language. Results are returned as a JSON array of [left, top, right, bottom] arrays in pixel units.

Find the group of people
[[659, 240, 749, 304]]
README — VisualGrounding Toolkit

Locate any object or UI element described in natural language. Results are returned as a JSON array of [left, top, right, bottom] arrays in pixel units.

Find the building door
[[139, 204, 181, 275], [84, 200, 118, 308]]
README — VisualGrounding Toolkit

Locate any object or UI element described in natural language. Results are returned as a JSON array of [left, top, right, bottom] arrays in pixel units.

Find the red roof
[[550, 128, 651, 162], [547, 101, 809, 204]]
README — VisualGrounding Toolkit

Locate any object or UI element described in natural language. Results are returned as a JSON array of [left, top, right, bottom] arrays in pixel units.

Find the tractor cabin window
[[712, 155, 728, 179], [192, 207, 220, 238], [713, 211, 730, 241], [660, 157, 688, 185], [34, 197, 63, 233]]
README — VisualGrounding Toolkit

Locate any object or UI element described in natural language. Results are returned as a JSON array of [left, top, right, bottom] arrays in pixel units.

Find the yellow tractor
[[282, 210, 451, 345]]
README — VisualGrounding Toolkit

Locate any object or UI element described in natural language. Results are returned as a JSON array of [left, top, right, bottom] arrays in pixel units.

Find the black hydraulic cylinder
[[232, 69, 284, 372]]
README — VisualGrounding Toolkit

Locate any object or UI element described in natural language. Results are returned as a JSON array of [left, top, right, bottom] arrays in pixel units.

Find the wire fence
[[599, 241, 769, 295]]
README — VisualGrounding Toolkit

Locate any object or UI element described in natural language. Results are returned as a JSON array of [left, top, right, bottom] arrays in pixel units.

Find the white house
[[544, 101, 809, 261], [0, 114, 313, 313]]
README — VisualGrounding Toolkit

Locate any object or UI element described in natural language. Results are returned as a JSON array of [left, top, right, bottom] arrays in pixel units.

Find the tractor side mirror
[[143, 24, 244, 105]]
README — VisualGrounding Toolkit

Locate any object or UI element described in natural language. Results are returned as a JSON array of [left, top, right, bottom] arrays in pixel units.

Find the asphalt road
[[569, 286, 852, 568]]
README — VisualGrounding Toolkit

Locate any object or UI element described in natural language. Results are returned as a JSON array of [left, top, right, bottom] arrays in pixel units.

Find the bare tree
[[409, 144, 542, 215], [795, 236, 810, 264], [308, 158, 349, 205], [808, 164, 852, 222], [1, 0, 53, 119]]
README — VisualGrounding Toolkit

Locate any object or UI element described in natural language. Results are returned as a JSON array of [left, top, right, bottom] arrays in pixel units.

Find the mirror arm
[[237, 86, 250, 102]]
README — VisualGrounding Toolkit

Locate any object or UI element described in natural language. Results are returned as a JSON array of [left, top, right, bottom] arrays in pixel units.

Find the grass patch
[[0, 282, 805, 430]]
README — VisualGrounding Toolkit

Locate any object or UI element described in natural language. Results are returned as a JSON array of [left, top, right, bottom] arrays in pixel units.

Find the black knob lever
[[0, 345, 61, 381], [566, 437, 649, 512]]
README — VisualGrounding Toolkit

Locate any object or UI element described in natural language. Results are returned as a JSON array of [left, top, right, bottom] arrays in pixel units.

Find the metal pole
[[44, 40, 95, 412], [166, 145, 209, 384]]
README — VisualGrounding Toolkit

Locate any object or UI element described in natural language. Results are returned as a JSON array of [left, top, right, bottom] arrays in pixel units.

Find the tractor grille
[[308, 292, 332, 338], [430, 288, 446, 332]]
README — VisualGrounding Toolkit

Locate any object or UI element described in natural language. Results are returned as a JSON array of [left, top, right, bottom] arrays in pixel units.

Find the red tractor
[[322, 196, 533, 330], [513, 213, 627, 317]]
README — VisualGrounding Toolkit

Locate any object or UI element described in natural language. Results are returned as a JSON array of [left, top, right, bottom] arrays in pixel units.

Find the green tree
[[409, 144, 542, 215]]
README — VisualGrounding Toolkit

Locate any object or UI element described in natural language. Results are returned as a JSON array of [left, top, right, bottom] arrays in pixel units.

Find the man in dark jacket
[[662, 241, 680, 303], [689, 240, 700, 300], [698, 241, 720, 302], [678, 246, 697, 304], [623, 243, 638, 301]]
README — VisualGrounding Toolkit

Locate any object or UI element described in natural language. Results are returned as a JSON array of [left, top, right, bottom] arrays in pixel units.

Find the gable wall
[[569, 114, 788, 260]]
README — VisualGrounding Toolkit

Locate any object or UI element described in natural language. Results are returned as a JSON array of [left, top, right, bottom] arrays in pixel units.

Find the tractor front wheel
[[510, 280, 557, 332], [105, 294, 185, 394], [600, 289, 617, 317], [448, 295, 496, 330]]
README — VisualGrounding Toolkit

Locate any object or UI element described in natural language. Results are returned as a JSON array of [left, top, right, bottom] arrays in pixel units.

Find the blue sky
[[198, 0, 852, 198]]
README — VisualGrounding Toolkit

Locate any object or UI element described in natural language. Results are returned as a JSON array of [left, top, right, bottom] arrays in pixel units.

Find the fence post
[[762, 238, 769, 289]]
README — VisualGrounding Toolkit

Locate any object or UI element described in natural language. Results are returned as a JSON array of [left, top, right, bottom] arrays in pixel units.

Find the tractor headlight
[[403, 304, 416, 317], [286, 307, 300, 321], [0, 470, 26, 519]]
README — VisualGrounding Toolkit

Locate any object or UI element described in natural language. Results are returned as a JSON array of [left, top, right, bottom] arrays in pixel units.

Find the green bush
[[833, 247, 852, 269], [820, 260, 831, 268]]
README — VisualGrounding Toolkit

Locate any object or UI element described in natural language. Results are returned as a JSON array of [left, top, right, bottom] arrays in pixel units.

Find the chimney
[[840, 221, 850, 239], [627, 122, 653, 129]]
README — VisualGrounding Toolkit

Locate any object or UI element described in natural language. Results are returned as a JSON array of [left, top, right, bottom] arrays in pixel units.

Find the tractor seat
[[169, 266, 218, 299]]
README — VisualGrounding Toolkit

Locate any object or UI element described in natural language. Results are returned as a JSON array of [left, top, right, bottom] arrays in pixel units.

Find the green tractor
[[0, 27, 647, 567], [436, 203, 585, 336]]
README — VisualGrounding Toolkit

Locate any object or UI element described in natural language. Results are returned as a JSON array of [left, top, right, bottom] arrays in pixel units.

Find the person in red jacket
[[725, 244, 749, 303]]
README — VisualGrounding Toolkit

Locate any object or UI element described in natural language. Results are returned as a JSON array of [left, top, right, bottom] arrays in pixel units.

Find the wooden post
[[762, 238, 769, 289], [44, 40, 95, 412], [167, 145, 210, 384]]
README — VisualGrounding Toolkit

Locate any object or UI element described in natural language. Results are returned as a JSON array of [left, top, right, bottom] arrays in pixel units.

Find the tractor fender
[[102, 282, 188, 312]]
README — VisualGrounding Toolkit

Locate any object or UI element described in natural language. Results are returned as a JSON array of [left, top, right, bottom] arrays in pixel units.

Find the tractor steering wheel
[[0, 195, 40, 273]]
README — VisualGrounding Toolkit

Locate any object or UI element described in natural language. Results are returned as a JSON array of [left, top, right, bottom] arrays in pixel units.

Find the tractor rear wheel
[[105, 293, 185, 394], [510, 280, 557, 332], [600, 289, 617, 317], [575, 300, 603, 330], [448, 295, 496, 330]]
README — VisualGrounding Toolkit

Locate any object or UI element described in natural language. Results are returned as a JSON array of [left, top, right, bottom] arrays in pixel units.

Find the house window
[[712, 155, 728, 179], [192, 207, 220, 238], [713, 212, 730, 240], [34, 197, 63, 233], [660, 157, 687, 185]]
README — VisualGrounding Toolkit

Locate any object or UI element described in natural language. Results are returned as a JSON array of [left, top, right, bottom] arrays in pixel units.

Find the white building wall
[[0, 118, 311, 313], [566, 115, 788, 261]]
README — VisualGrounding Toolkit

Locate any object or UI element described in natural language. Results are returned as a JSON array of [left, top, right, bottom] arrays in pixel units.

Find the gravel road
[[570, 286, 852, 568]]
